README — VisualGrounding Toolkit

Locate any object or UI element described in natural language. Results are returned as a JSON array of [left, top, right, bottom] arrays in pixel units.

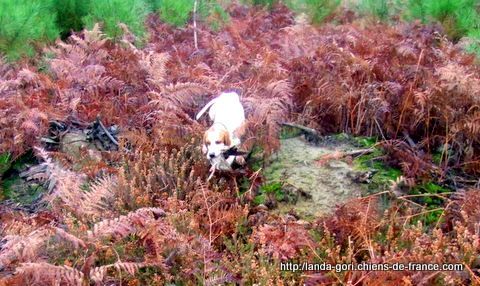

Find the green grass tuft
[[254, 182, 284, 205], [0, 153, 12, 176], [354, 147, 402, 192]]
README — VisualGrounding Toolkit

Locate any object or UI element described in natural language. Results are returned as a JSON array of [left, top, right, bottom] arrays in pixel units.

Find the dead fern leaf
[[14, 262, 84, 286], [81, 175, 117, 220], [89, 262, 154, 284], [0, 229, 49, 269], [87, 207, 165, 240], [52, 227, 87, 249], [140, 51, 170, 88]]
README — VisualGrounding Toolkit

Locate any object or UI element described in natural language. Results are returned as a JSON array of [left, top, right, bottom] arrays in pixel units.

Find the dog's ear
[[202, 132, 208, 154], [220, 130, 231, 146]]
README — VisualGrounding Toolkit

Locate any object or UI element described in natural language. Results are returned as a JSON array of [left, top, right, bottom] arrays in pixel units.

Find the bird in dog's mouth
[[209, 146, 247, 171]]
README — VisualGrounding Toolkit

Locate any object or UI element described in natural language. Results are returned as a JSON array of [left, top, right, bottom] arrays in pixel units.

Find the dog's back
[[197, 92, 245, 133], [208, 92, 244, 129]]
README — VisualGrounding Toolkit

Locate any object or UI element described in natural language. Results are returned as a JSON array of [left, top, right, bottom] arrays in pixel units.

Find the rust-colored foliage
[[2, 3, 480, 285], [320, 196, 381, 251], [282, 22, 480, 178], [190, 180, 248, 246], [253, 216, 318, 261]]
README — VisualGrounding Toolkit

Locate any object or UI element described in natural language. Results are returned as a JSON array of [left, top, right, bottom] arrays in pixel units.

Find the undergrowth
[[1, 3, 480, 285], [355, 0, 480, 57]]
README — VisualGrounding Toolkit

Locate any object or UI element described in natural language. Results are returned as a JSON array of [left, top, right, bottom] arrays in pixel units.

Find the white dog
[[196, 92, 246, 170]]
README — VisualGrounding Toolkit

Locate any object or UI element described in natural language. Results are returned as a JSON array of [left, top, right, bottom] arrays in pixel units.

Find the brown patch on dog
[[220, 129, 231, 146], [202, 131, 209, 154], [203, 131, 210, 145]]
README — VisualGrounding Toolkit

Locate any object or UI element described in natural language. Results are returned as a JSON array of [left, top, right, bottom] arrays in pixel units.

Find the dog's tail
[[195, 97, 218, 120]]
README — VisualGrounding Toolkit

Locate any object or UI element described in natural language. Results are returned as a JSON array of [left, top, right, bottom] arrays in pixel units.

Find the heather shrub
[[0, 0, 59, 60]]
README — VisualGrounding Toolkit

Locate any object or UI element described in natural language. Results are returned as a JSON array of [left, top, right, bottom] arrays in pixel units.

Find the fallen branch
[[402, 130, 416, 148], [280, 122, 320, 136], [96, 117, 119, 147], [342, 148, 375, 157], [315, 148, 374, 166]]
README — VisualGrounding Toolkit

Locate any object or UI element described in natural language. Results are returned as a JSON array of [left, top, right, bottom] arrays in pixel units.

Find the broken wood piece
[[280, 122, 320, 136], [280, 122, 322, 144], [315, 148, 375, 166], [342, 148, 375, 157], [402, 130, 416, 148], [96, 117, 119, 146]]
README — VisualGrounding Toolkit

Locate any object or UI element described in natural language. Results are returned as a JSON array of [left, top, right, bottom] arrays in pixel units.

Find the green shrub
[[464, 29, 480, 58], [244, 0, 278, 8], [0, 0, 59, 60], [148, 0, 229, 29], [404, 0, 480, 41], [54, 0, 90, 39], [254, 182, 284, 205], [286, 0, 341, 24], [354, 0, 479, 43], [199, 1, 230, 30], [150, 0, 194, 27], [309, 0, 341, 23], [83, 0, 150, 42], [357, 0, 391, 21], [403, 0, 427, 22]]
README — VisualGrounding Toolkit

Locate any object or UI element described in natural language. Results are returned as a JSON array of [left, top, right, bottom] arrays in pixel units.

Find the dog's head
[[202, 125, 231, 160]]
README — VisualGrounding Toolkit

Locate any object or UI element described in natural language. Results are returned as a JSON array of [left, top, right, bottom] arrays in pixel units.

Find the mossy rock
[[263, 136, 368, 219]]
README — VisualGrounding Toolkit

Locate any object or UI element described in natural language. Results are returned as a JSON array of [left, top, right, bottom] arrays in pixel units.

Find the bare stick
[[97, 118, 119, 146], [318, 148, 375, 161], [193, 0, 199, 50], [207, 162, 217, 181], [280, 122, 320, 136], [374, 117, 386, 141], [343, 148, 375, 157], [402, 130, 416, 148]]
